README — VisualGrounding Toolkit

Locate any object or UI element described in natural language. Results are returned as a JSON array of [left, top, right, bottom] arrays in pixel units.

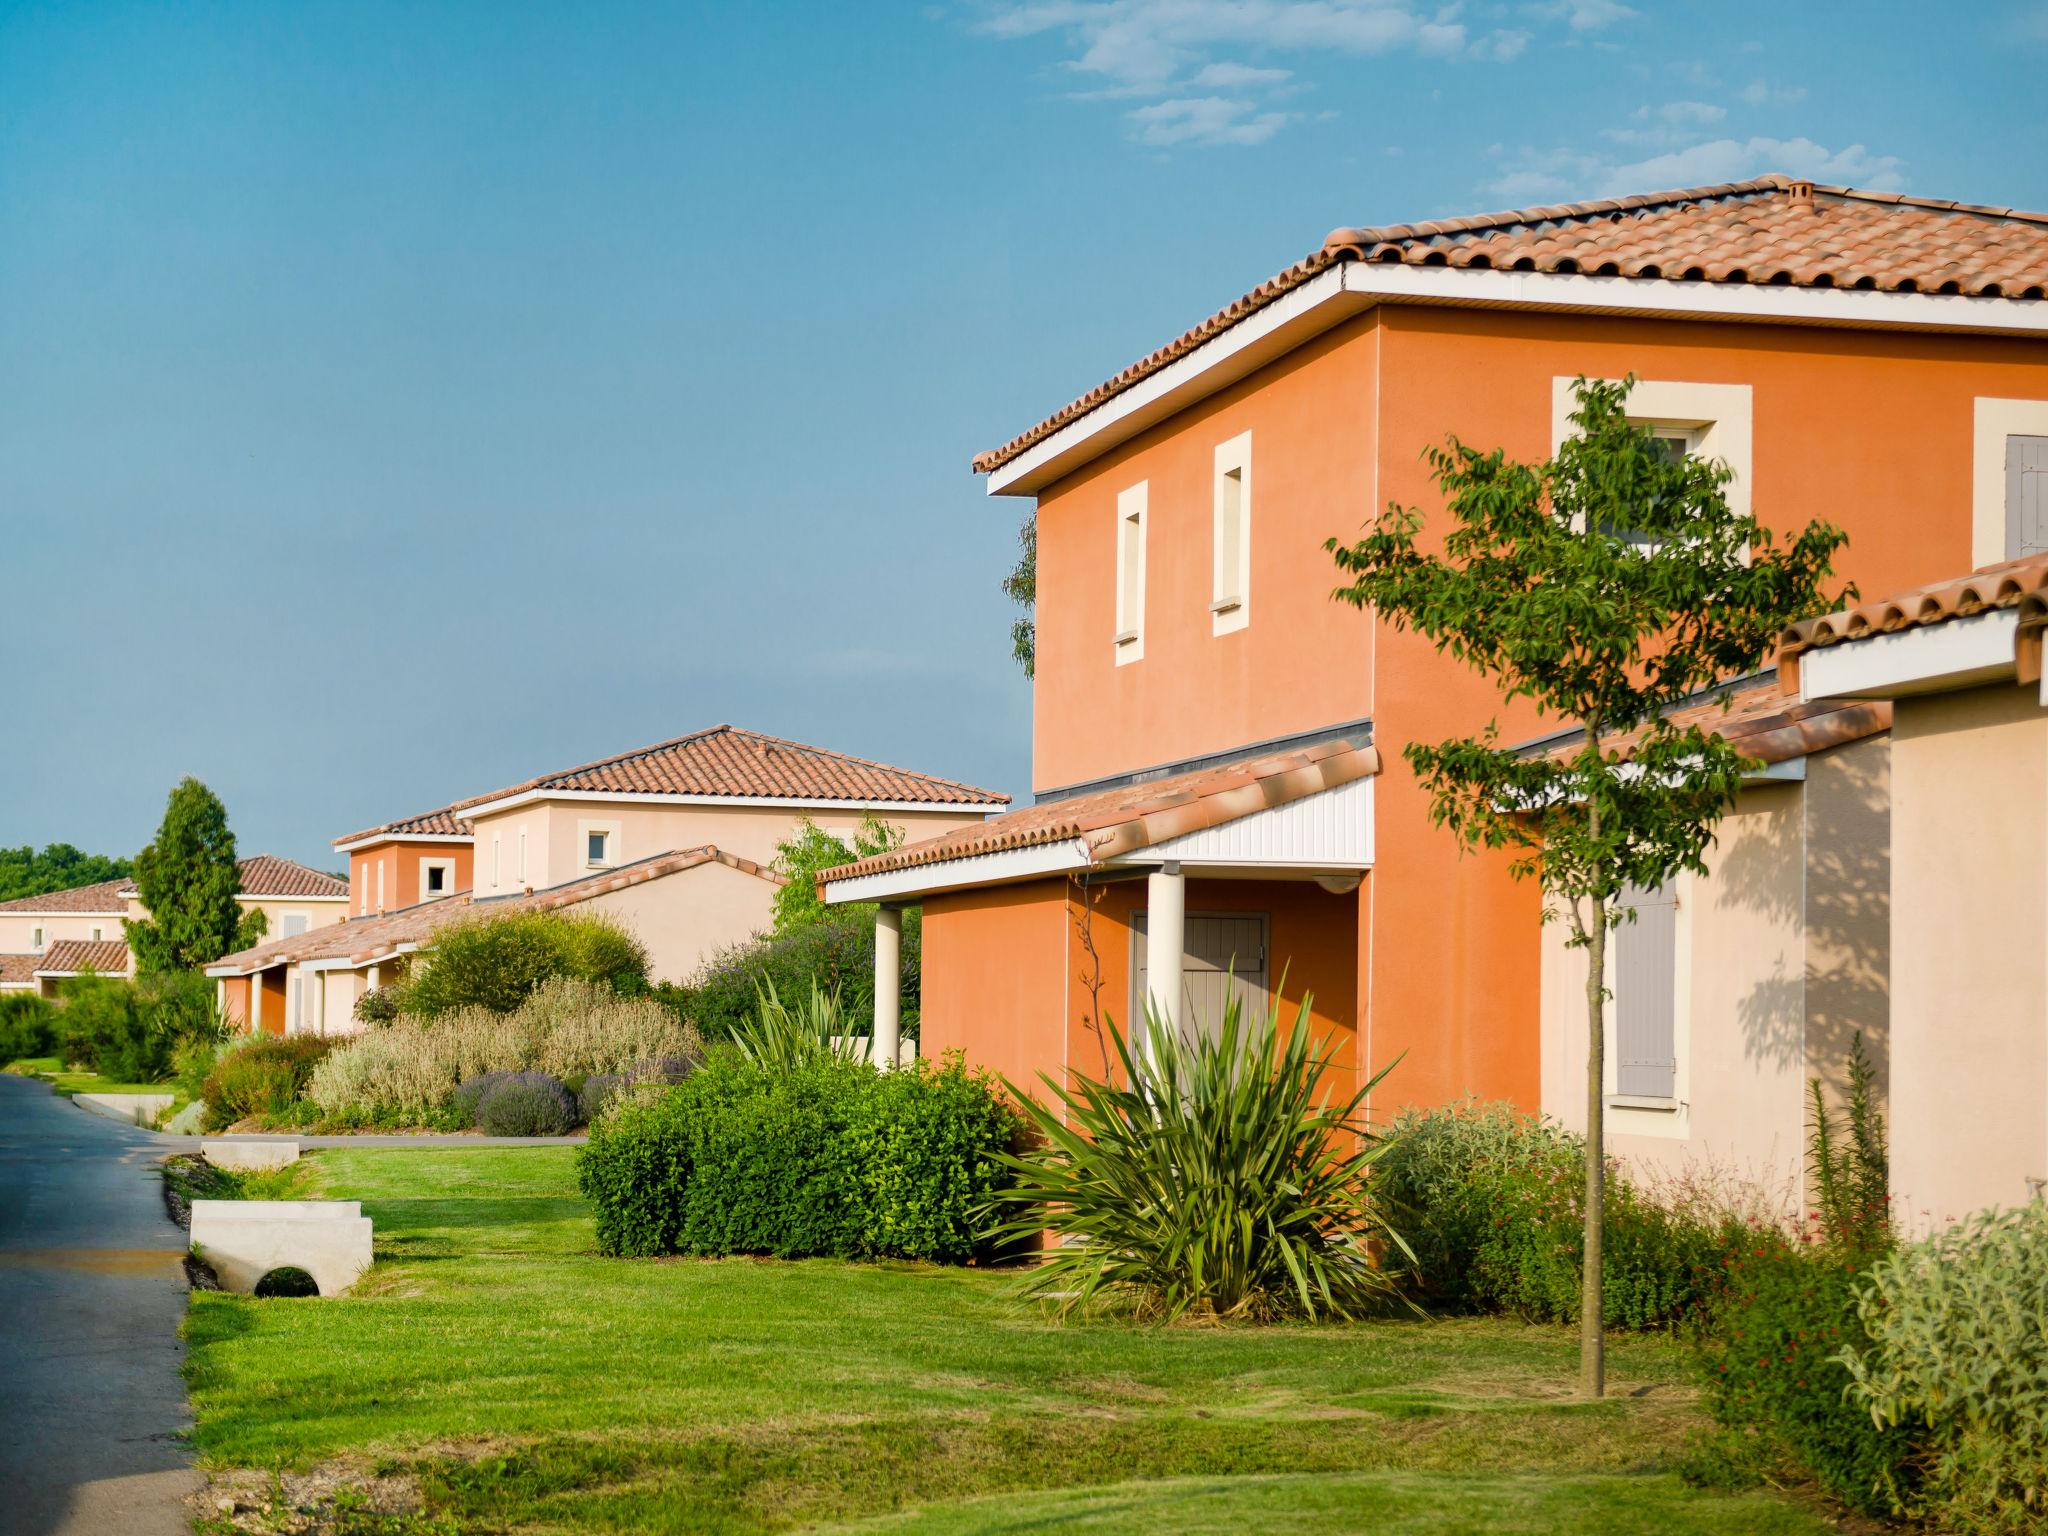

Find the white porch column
[[873, 906, 902, 1071], [248, 972, 262, 1033], [1146, 862, 1186, 1040]]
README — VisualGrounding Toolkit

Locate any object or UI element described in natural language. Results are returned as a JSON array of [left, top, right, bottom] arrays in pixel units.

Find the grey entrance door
[[1131, 912, 1269, 1040]]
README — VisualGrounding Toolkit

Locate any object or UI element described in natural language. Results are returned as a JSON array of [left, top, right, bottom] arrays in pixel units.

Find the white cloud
[[1525, 0, 1636, 30], [1740, 78, 1808, 107], [1127, 95, 1294, 145], [1486, 130, 1906, 204], [1657, 99, 1725, 125], [972, 0, 1602, 146], [1191, 59, 1293, 86]]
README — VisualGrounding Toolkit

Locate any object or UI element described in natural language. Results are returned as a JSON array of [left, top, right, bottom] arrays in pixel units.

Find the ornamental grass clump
[[729, 976, 863, 1070], [989, 992, 1408, 1324]]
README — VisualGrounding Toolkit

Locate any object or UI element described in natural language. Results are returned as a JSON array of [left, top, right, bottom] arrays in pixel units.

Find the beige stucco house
[[0, 856, 348, 993], [208, 726, 1008, 1035], [1780, 554, 2048, 1229], [1535, 680, 1893, 1212]]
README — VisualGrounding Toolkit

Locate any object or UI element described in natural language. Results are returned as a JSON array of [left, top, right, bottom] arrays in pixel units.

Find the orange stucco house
[[823, 176, 2048, 1122]]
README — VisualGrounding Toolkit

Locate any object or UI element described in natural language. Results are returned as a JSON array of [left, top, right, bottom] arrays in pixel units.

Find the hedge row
[[576, 1049, 1021, 1264]]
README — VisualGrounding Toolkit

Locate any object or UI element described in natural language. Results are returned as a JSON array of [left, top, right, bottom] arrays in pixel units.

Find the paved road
[[0, 1074, 200, 1536]]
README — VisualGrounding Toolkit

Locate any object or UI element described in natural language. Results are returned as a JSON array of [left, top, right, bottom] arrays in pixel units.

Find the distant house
[[31, 939, 136, 998], [0, 855, 349, 988], [208, 726, 1008, 1036]]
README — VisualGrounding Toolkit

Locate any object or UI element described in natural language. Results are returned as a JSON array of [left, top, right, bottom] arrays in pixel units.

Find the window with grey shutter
[[2008, 435, 2048, 559], [1614, 882, 1678, 1099]]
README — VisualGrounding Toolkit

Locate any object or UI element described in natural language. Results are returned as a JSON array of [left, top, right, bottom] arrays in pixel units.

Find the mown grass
[[182, 1147, 1829, 1535], [4, 1055, 173, 1096]]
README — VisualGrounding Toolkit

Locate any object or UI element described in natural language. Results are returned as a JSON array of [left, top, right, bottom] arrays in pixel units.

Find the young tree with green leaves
[[1001, 515, 1036, 678], [1328, 376, 1850, 1397], [124, 777, 265, 973], [769, 814, 905, 933], [0, 843, 134, 903]]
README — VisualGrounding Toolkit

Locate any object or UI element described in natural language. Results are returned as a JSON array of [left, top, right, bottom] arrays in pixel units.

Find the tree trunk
[[1580, 758, 1607, 1401]]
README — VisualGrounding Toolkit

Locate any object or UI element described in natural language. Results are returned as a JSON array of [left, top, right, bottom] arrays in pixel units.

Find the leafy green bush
[[0, 993, 57, 1063], [577, 1048, 1019, 1263], [475, 1072, 576, 1136], [398, 911, 649, 1018], [53, 969, 226, 1083], [1688, 1232, 1913, 1516], [992, 997, 1406, 1322], [1841, 1203, 2048, 1532], [1371, 1099, 1734, 1329], [200, 1035, 333, 1131], [353, 985, 403, 1025], [308, 978, 698, 1123], [674, 909, 918, 1043]]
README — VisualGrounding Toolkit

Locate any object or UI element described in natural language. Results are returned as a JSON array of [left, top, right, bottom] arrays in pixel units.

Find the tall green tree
[[1328, 376, 1850, 1397], [770, 814, 905, 933], [124, 777, 265, 973], [0, 844, 134, 903], [1001, 514, 1036, 678]]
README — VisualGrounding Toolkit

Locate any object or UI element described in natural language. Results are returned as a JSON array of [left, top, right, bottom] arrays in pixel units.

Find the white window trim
[[375, 862, 385, 913], [1973, 398, 2048, 567], [1551, 377, 1753, 551], [32, 927, 43, 951], [518, 829, 528, 885], [577, 818, 623, 871], [418, 856, 456, 901], [1211, 431, 1252, 637], [492, 834, 502, 891], [1603, 871, 1694, 1141], [1114, 481, 1147, 665]]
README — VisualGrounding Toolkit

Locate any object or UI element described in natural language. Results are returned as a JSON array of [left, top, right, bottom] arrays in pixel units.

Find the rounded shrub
[[476, 1072, 576, 1136], [397, 912, 650, 1018], [453, 1070, 515, 1126], [200, 1035, 333, 1131]]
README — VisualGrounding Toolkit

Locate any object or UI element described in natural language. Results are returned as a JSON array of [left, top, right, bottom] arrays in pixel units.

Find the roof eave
[[982, 263, 2048, 498]]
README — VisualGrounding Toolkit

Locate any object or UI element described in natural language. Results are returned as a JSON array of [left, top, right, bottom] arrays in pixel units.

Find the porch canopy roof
[[820, 737, 1380, 906]]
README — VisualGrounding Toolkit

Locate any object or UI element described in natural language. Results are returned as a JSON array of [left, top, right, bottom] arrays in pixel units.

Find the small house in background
[[209, 725, 1008, 1036], [0, 855, 348, 995]]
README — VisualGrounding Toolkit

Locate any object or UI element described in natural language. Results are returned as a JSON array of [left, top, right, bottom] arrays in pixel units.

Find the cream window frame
[[1211, 432, 1252, 636], [1973, 398, 2048, 566], [418, 857, 455, 901], [578, 818, 623, 871], [1113, 481, 1147, 665], [1552, 377, 1753, 554]]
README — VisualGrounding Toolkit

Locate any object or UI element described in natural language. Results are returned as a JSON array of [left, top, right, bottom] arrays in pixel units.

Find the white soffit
[[822, 839, 1093, 905], [1109, 774, 1375, 870], [986, 263, 2048, 498], [1800, 609, 2021, 701]]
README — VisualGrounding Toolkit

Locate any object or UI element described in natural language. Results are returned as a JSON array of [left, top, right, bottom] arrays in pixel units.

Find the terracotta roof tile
[[975, 177, 2048, 475], [1524, 675, 1892, 766], [207, 845, 785, 975], [1776, 554, 2048, 692], [821, 738, 1380, 885], [35, 939, 130, 977], [0, 954, 39, 985], [332, 805, 475, 848], [0, 877, 131, 915], [232, 855, 349, 900]]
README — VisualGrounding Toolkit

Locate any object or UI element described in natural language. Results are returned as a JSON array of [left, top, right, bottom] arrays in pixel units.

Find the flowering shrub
[[475, 1072, 576, 1137], [200, 1035, 333, 1132], [1687, 1229, 1913, 1516], [671, 911, 919, 1043]]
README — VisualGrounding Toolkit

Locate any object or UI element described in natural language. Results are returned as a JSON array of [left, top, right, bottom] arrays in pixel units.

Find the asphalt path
[[0, 1072, 200, 1536]]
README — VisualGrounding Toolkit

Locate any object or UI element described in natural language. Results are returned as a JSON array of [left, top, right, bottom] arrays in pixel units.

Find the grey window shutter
[[1614, 882, 1678, 1098], [2007, 435, 2048, 559]]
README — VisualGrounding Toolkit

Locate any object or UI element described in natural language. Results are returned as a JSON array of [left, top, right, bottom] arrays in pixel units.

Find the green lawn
[[5, 1056, 171, 1096], [183, 1148, 1826, 1535]]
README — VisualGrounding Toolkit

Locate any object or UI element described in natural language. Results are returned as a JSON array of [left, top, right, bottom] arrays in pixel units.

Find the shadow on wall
[[1712, 739, 1890, 1111]]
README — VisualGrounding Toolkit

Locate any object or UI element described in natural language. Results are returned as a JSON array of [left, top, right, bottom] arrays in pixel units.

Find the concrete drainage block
[[203, 1140, 301, 1173], [74, 1092, 175, 1127], [189, 1200, 373, 1297]]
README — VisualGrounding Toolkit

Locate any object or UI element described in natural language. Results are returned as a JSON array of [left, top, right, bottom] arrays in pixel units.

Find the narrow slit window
[[587, 830, 609, 867], [1211, 433, 1251, 634], [1114, 482, 1147, 664]]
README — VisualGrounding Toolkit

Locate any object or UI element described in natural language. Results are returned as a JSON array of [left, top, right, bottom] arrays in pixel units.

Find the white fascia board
[[985, 263, 2048, 498], [1800, 609, 2021, 701], [243, 893, 350, 903], [822, 839, 1092, 905], [332, 832, 477, 852], [462, 788, 1006, 820], [987, 265, 1368, 496]]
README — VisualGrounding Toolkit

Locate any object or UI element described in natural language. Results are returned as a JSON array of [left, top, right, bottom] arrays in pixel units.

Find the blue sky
[[4, 1, 2043, 868]]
